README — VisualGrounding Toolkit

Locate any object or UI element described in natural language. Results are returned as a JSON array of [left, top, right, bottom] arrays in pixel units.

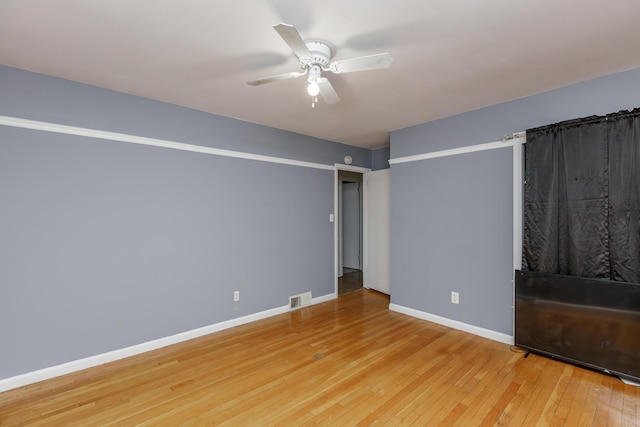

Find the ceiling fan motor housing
[[302, 41, 333, 68]]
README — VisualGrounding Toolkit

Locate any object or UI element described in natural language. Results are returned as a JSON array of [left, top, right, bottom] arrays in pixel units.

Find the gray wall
[[371, 146, 390, 170], [0, 65, 371, 380], [0, 65, 372, 167], [392, 67, 640, 159], [390, 67, 640, 336]]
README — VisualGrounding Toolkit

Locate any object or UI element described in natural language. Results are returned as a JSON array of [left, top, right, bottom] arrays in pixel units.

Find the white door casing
[[334, 164, 370, 295]]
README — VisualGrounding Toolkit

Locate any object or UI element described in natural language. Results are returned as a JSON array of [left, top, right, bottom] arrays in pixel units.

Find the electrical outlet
[[451, 291, 459, 304], [233, 291, 240, 302]]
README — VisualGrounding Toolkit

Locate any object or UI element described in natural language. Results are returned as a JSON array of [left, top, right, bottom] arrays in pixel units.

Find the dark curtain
[[608, 110, 640, 281], [523, 108, 640, 282]]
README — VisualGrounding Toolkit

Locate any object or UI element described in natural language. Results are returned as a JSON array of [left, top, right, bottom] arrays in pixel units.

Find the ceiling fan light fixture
[[307, 64, 322, 97], [307, 81, 320, 96]]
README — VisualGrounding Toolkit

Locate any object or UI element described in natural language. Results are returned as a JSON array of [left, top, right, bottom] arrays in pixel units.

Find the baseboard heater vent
[[289, 292, 312, 310]]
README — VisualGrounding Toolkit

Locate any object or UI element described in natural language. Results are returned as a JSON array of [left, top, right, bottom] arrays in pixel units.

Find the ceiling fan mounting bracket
[[300, 40, 333, 69]]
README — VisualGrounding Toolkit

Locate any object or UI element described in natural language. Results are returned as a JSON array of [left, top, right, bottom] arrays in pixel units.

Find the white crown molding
[[0, 292, 336, 393], [389, 303, 514, 345], [0, 115, 335, 171], [389, 133, 526, 165]]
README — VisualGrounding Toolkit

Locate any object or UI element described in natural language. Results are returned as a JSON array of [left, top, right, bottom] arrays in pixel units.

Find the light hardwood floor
[[1, 290, 638, 426]]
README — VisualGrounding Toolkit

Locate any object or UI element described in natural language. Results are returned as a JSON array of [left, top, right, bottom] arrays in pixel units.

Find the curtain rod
[[501, 131, 527, 142]]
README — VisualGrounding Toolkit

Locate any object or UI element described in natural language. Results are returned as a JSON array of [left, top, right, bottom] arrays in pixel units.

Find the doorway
[[338, 170, 363, 295]]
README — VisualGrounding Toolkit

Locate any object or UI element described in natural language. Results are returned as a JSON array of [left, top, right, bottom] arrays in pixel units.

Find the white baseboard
[[312, 292, 336, 305], [389, 303, 514, 345], [0, 292, 336, 393]]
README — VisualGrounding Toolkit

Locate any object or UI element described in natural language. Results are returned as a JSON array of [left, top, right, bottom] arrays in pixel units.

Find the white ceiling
[[1, 1, 640, 149]]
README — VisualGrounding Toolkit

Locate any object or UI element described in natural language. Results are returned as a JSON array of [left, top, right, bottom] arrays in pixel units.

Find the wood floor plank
[[0, 289, 638, 426], [517, 355, 568, 425], [622, 386, 638, 427], [537, 363, 573, 425], [494, 364, 542, 425], [556, 366, 585, 422], [578, 372, 605, 426], [398, 338, 498, 425], [593, 375, 615, 426]]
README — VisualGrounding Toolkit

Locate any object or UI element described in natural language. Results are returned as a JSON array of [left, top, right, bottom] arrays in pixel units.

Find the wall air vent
[[289, 292, 312, 310]]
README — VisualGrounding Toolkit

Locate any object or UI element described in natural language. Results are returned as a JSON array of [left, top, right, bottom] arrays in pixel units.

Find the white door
[[364, 169, 390, 294]]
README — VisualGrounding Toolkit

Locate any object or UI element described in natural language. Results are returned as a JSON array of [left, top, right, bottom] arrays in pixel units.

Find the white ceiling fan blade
[[247, 71, 305, 86], [329, 53, 393, 74], [273, 23, 311, 60], [318, 78, 340, 105]]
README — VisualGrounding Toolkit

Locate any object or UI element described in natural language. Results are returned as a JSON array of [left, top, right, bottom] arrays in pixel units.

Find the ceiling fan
[[247, 24, 393, 107]]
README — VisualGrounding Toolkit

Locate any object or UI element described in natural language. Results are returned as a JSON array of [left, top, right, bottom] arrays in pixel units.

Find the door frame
[[334, 164, 371, 296]]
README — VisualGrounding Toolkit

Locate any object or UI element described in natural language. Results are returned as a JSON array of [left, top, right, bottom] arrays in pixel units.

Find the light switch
[[329, 214, 335, 223]]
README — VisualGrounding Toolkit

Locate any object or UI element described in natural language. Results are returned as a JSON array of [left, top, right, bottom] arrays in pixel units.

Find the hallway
[[338, 267, 363, 295]]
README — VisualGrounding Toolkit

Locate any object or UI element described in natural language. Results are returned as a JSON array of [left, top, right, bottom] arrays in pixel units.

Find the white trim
[[0, 115, 334, 171], [513, 139, 524, 272], [362, 172, 369, 287], [388, 133, 526, 165], [389, 303, 514, 345], [0, 292, 336, 393], [333, 163, 370, 174], [512, 136, 524, 336], [312, 292, 337, 305]]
